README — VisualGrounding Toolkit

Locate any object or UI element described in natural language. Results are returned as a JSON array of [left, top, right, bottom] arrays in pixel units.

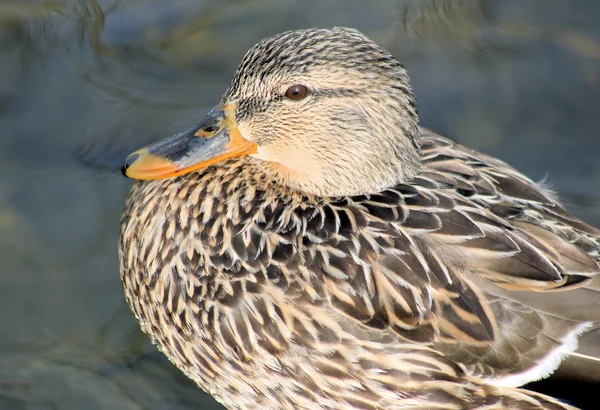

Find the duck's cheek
[[249, 145, 283, 164], [254, 144, 321, 175]]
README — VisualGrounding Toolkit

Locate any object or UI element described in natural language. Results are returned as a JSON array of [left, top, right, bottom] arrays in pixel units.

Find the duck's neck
[[249, 137, 421, 198]]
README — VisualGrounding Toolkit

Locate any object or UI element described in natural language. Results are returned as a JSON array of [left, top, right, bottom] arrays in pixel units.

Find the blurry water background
[[1, 0, 599, 409]]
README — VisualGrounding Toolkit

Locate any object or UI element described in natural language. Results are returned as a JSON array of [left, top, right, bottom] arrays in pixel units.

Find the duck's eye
[[285, 85, 308, 100]]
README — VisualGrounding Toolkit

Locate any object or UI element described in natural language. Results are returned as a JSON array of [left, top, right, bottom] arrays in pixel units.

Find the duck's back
[[414, 130, 600, 385]]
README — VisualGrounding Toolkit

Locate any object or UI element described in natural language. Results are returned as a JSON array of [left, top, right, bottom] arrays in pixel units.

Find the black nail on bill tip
[[122, 153, 140, 177]]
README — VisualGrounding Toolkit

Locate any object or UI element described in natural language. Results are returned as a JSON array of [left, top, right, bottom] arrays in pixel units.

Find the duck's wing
[[204, 189, 581, 409], [417, 131, 600, 385], [306, 130, 600, 387]]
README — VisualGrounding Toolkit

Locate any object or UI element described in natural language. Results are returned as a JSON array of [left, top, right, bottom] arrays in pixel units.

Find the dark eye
[[285, 85, 308, 100]]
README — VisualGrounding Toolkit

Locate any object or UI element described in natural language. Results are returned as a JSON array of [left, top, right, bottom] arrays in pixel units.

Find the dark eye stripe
[[312, 88, 360, 98], [283, 88, 360, 100], [238, 88, 363, 119]]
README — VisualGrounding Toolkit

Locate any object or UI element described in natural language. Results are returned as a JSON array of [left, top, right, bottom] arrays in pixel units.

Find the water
[[1, 1, 599, 409]]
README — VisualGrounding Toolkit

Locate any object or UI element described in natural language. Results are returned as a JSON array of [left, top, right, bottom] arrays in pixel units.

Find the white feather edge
[[484, 321, 593, 387]]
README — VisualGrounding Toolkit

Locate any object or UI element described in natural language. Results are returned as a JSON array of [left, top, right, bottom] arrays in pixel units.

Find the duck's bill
[[122, 103, 257, 180]]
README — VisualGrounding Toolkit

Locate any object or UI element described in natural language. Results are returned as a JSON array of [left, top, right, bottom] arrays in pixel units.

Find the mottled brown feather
[[121, 133, 597, 409]]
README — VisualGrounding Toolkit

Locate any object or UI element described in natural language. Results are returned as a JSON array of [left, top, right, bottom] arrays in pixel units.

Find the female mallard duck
[[119, 27, 600, 409]]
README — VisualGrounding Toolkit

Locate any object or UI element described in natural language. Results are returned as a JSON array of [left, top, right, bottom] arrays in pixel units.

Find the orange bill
[[122, 103, 257, 180]]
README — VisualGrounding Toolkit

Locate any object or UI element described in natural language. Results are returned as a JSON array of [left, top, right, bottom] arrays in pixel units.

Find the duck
[[119, 27, 600, 410]]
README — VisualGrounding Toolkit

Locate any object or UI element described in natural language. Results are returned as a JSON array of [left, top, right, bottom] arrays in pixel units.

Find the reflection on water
[[1, 1, 599, 409]]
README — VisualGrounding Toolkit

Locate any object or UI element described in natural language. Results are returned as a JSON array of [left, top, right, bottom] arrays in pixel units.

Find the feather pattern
[[120, 132, 597, 409]]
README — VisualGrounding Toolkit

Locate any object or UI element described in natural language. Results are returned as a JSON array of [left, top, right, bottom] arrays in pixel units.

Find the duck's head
[[123, 27, 420, 197]]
